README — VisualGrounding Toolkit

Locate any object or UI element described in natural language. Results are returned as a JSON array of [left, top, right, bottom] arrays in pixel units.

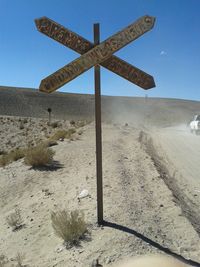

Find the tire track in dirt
[[138, 130, 200, 237], [109, 126, 200, 261]]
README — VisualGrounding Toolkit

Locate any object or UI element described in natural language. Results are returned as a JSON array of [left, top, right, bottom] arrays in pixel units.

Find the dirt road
[[152, 125, 200, 188]]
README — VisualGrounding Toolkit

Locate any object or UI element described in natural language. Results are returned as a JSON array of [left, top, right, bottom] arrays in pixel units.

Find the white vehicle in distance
[[189, 114, 200, 134]]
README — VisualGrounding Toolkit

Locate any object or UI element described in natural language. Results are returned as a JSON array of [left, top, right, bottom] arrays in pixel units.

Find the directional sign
[[37, 15, 155, 93], [35, 16, 156, 225], [35, 17, 155, 90]]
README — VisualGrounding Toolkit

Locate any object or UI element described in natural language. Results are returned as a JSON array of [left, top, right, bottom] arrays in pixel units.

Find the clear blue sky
[[0, 0, 200, 100]]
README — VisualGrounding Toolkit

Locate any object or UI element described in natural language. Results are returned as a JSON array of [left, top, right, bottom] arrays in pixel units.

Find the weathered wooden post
[[47, 108, 52, 124], [94, 23, 103, 224]]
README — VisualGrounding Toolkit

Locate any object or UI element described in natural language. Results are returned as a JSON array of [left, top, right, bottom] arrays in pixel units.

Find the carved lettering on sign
[[39, 15, 155, 92], [35, 17, 91, 54], [102, 57, 154, 89], [36, 17, 155, 90]]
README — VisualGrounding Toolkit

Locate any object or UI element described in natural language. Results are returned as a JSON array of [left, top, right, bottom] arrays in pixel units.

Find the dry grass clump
[[6, 208, 23, 231], [70, 120, 75, 126], [0, 148, 26, 167], [0, 253, 26, 267], [50, 121, 61, 128], [0, 155, 10, 167], [23, 118, 28, 124], [43, 139, 58, 147], [76, 120, 91, 128], [10, 148, 26, 161], [50, 128, 76, 141], [0, 150, 6, 156], [0, 254, 7, 267], [51, 209, 87, 246], [50, 130, 68, 141], [76, 120, 87, 128], [24, 144, 55, 167], [65, 128, 76, 138], [15, 252, 25, 267]]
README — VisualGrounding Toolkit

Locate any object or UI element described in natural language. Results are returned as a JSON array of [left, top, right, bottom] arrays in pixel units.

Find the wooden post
[[47, 108, 52, 124], [94, 23, 103, 225]]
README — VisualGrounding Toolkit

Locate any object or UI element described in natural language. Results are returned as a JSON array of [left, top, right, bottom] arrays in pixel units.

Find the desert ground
[[0, 86, 200, 267]]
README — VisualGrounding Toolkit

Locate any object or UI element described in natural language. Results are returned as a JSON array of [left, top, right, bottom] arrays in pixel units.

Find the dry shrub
[[50, 121, 60, 128], [66, 128, 76, 137], [0, 255, 7, 267], [50, 128, 76, 141], [50, 130, 68, 141], [0, 148, 26, 167], [51, 209, 87, 246], [70, 120, 76, 126], [24, 145, 55, 167], [0, 155, 10, 167], [76, 120, 89, 128], [76, 120, 86, 128], [10, 148, 26, 161], [0, 150, 6, 156], [44, 139, 58, 147], [77, 130, 83, 136], [6, 208, 23, 231], [15, 252, 25, 267], [37, 139, 58, 148]]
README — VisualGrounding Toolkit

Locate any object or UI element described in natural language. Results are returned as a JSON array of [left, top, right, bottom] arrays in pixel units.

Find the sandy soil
[[1, 118, 200, 266]]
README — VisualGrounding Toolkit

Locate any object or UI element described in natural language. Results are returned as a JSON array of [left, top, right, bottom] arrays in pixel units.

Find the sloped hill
[[0, 85, 200, 126]]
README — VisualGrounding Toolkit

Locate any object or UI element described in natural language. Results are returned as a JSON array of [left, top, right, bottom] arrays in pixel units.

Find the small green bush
[[24, 145, 55, 167], [51, 209, 87, 246]]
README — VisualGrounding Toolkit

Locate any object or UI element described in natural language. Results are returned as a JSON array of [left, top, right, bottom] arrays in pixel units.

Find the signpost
[[35, 15, 156, 225]]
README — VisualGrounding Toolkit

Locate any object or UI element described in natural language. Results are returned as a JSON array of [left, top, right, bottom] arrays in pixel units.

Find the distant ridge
[[0, 85, 200, 126], [0, 86, 94, 120]]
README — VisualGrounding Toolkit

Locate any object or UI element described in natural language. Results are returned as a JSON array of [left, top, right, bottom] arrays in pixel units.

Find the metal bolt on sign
[[35, 15, 156, 225]]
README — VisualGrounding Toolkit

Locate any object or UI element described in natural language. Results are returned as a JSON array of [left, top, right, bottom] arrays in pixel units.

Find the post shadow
[[30, 160, 64, 171], [102, 220, 200, 267]]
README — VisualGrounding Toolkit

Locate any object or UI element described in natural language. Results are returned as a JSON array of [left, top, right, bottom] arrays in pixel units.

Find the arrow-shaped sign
[[38, 15, 155, 93], [35, 16, 155, 90]]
